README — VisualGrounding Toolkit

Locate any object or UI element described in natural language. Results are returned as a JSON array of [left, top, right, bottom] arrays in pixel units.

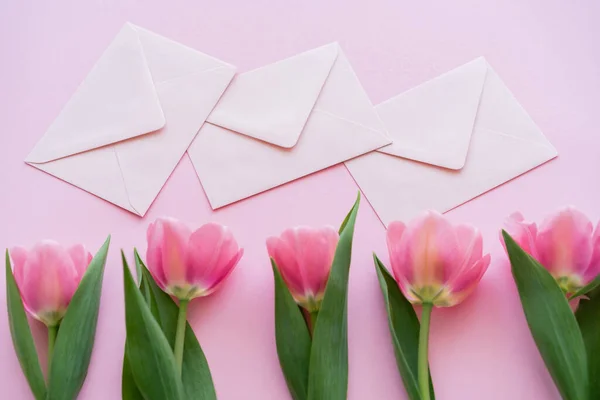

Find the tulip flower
[[145, 217, 243, 375], [385, 210, 490, 400], [267, 226, 339, 315], [387, 211, 491, 308], [10, 240, 92, 327], [10, 240, 92, 375], [502, 207, 600, 294]]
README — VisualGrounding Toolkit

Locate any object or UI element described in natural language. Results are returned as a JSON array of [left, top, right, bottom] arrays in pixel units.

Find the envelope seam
[[112, 147, 141, 216], [154, 65, 234, 86], [311, 108, 390, 139]]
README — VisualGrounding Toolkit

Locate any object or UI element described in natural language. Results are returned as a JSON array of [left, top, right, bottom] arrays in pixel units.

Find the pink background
[[1, 1, 599, 399]]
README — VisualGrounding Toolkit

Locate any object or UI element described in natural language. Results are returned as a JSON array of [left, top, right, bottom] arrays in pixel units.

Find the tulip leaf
[[503, 231, 588, 400], [576, 285, 600, 397], [5, 251, 47, 400], [570, 274, 600, 300], [134, 250, 217, 400], [307, 193, 360, 400], [47, 236, 110, 400], [374, 255, 435, 400], [122, 351, 144, 400], [122, 252, 184, 400], [272, 258, 312, 400]]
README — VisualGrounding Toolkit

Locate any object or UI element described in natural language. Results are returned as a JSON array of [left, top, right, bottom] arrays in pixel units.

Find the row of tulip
[[6, 194, 600, 400]]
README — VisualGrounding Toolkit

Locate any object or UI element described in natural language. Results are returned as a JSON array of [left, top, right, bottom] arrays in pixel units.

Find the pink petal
[[446, 224, 483, 282], [585, 221, 600, 283], [146, 220, 167, 289], [448, 254, 491, 295], [501, 212, 539, 259], [536, 207, 593, 277], [267, 235, 305, 297], [20, 241, 79, 322], [186, 223, 242, 293], [399, 211, 460, 288], [147, 218, 191, 288], [10, 246, 29, 288], [202, 248, 244, 296], [281, 226, 338, 298], [386, 221, 412, 284], [67, 244, 92, 278]]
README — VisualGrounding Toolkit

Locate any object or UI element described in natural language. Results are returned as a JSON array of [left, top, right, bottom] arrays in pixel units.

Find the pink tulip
[[267, 226, 339, 312], [10, 241, 92, 326], [502, 207, 600, 293], [387, 211, 491, 307], [146, 217, 243, 300]]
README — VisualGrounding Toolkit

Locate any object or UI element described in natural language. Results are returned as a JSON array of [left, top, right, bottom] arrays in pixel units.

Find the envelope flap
[[207, 43, 339, 148], [132, 24, 234, 83], [26, 23, 165, 163], [376, 57, 488, 169]]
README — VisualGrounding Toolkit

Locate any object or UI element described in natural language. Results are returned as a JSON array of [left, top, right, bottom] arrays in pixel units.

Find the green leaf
[[503, 231, 588, 400], [47, 236, 111, 400], [134, 250, 216, 400], [122, 252, 184, 400], [122, 351, 144, 400], [5, 251, 46, 400], [374, 255, 435, 400], [576, 285, 600, 397], [272, 259, 312, 400], [307, 193, 360, 400], [570, 274, 600, 300]]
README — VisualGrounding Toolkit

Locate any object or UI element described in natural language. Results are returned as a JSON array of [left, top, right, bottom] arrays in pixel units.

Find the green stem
[[174, 299, 189, 377], [309, 310, 319, 336], [418, 303, 433, 400], [47, 324, 58, 380]]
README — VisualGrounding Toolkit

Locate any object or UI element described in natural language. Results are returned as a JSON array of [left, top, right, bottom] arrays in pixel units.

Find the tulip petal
[[146, 220, 167, 289], [536, 207, 594, 277], [186, 223, 241, 292], [10, 246, 28, 288], [268, 235, 305, 297], [21, 241, 78, 323], [502, 212, 539, 259], [202, 248, 244, 296], [401, 211, 460, 288], [446, 254, 491, 306], [387, 221, 411, 284], [585, 221, 600, 283], [282, 227, 337, 298], [446, 224, 483, 282], [67, 244, 92, 277]]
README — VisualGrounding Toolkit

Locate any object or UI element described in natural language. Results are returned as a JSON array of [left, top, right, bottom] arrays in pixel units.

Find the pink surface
[[1, 1, 599, 399]]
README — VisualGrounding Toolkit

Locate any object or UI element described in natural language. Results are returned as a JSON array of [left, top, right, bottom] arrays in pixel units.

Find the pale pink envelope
[[188, 43, 391, 209], [25, 23, 236, 216], [345, 57, 558, 226]]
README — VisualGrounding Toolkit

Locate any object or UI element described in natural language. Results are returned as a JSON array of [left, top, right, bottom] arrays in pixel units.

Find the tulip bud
[[387, 211, 490, 307], [502, 207, 600, 293], [10, 241, 92, 326], [267, 226, 339, 312], [146, 217, 243, 301]]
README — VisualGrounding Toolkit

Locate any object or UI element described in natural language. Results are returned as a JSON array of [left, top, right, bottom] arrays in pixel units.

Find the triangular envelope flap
[[477, 63, 557, 152], [26, 24, 165, 163], [132, 24, 233, 83], [207, 43, 339, 148], [376, 57, 488, 170], [116, 67, 236, 215], [313, 49, 388, 136]]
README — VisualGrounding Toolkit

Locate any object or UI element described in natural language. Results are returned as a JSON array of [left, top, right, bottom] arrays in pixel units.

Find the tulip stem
[[309, 310, 319, 335], [174, 299, 189, 377], [418, 303, 433, 400], [47, 324, 58, 379]]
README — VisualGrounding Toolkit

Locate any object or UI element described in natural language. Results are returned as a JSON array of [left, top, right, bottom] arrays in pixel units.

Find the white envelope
[[188, 43, 391, 209], [25, 23, 236, 216], [345, 57, 558, 226]]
